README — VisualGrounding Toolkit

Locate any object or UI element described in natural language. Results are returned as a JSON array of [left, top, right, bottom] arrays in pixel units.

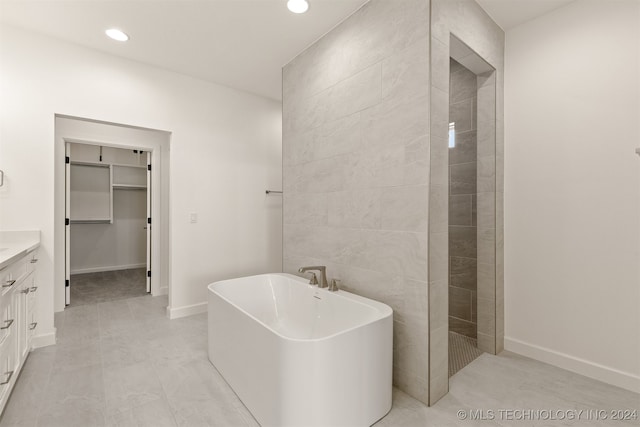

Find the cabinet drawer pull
[[30, 286, 38, 292], [1, 319, 14, 330], [30, 259, 38, 264], [20, 289, 29, 294], [3, 280, 16, 288], [0, 371, 13, 385], [29, 322, 37, 330], [0, 371, 14, 385]]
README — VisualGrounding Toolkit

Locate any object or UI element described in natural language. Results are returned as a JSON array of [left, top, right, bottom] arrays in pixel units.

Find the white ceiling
[[0, 0, 368, 101], [476, 0, 575, 30], [0, 0, 575, 101]]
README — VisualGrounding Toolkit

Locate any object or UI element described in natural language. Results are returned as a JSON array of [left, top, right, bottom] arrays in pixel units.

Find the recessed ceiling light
[[287, 0, 309, 14], [105, 28, 129, 42]]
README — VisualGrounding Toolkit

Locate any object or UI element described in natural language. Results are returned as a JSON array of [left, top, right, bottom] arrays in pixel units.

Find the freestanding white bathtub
[[207, 273, 393, 427]]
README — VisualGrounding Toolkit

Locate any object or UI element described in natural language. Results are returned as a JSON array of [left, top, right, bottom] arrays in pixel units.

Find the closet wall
[[69, 143, 147, 274]]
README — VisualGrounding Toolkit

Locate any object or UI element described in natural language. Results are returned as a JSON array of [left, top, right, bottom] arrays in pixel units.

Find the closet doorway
[[64, 142, 151, 306]]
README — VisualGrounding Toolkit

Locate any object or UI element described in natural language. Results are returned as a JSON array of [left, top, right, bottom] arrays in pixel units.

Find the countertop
[[0, 230, 40, 271]]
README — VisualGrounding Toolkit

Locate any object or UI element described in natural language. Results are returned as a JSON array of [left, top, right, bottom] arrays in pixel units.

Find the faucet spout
[[298, 266, 328, 288]]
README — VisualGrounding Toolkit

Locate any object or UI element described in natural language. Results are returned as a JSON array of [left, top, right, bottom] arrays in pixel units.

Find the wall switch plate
[[189, 212, 198, 223]]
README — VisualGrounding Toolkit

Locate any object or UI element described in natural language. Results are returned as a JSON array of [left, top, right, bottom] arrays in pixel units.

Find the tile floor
[[448, 331, 483, 377], [70, 269, 147, 306], [1, 295, 638, 426]]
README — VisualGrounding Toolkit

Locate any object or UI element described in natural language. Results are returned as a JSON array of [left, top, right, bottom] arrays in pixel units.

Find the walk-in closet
[[66, 142, 150, 306]]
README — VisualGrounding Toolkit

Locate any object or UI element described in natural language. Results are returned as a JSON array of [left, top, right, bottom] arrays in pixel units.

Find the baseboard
[[167, 301, 207, 319], [71, 263, 146, 275], [505, 336, 640, 393], [31, 329, 57, 349]]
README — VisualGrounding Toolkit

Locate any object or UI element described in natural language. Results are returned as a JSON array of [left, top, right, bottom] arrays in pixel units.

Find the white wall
[[70, 191, 147, 274], [0, 24, 282, 341], [504, 0, 640, 392]]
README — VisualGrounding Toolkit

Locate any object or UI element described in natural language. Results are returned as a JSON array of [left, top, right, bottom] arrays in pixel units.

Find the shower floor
[[449, 331, 484, 377]]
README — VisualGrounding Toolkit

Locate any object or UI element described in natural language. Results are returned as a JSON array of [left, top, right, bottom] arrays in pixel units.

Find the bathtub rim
[[208, 273, 393, 343]]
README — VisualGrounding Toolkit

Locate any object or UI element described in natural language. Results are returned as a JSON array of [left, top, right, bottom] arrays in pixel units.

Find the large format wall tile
[[448, 58, 478, 343], [430, 0, 504, 406], [283, 0, 431, 406]]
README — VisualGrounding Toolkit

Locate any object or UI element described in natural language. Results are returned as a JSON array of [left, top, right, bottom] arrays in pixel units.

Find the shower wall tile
[[283, 193, 328, 226], [327, 63, 382, 122], [471, 194, 477, 226], [477, 155, 496, 193], [477, 332, 495, 354], [394, 316, 429, 383], [324, 0, 429, 90], [449, 195, 472, 226], [350, 230, 428, 282], [430, 87, 449, 141], [327, 189, 382, 229], [430, 136, 449, 188], [477, 297, 496, 336], [315, 113, 363, 160], [449, 131, 477, 165], [429, 280, 448, 331], [428, 232, 448, 283], [476, 192, 495, 229], [477, 227, 496, 265], [471, 291, 477, 323], [282, 128, 316, 166], [450, 256, 477, 290], [382, 38, 429, 108], [449, 286, 472, 321], [449, 58, 465, 73], [447, 60, 478, 341], [450, 100, 473, 133], [450, 162, 477, 195], [430, 0, 504, 404], [477, 261, 495, 300], [404, 135, 430, 186], [449, 226, 477, 258], [449, 316, 477, 339], [430, 185, 448, 233], [428, 324, 449, 405], [450, 67, 477, 103], [284, 0, 504, 407], [380, 185, 429, 232], [431, 37, 450, 92], [361, 95, 429, 152]]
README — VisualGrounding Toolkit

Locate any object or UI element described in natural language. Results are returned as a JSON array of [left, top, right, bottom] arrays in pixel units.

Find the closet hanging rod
[[265, 190, 283, 194]]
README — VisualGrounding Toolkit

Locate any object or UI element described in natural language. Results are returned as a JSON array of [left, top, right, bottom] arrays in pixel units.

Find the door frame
[[62, 137, 155, 307], [63, 137, 159, 300], [54, 115, 171, 313]]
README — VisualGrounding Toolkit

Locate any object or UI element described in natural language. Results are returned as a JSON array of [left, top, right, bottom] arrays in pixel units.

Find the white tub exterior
[[207, 273, 393, 427]]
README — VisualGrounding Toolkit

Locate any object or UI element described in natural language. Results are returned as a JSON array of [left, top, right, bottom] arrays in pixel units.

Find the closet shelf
[[70, 160, 145, 169], [70, 219, 112, 224], [113, 184, 146, 190]]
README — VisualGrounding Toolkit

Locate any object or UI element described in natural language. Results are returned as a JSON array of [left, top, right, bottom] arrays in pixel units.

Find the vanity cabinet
[[0, 248, 39, 413]]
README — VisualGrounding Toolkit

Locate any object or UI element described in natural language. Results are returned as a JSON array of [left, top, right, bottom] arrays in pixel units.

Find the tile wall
[[283, 0, 504, 407], [448, 59, 478, 339], [428, 0, 504, 405], [282, 0, 432, 404]]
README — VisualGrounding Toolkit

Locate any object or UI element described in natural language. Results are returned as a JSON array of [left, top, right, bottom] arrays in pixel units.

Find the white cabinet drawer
[[27, 310, 37, 341], [26, 250, 39, 275], [0, 301, 15, 347], [0, 258, 26, 297], [27, 275, 37, 313], [0, 340, 15, 403]]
